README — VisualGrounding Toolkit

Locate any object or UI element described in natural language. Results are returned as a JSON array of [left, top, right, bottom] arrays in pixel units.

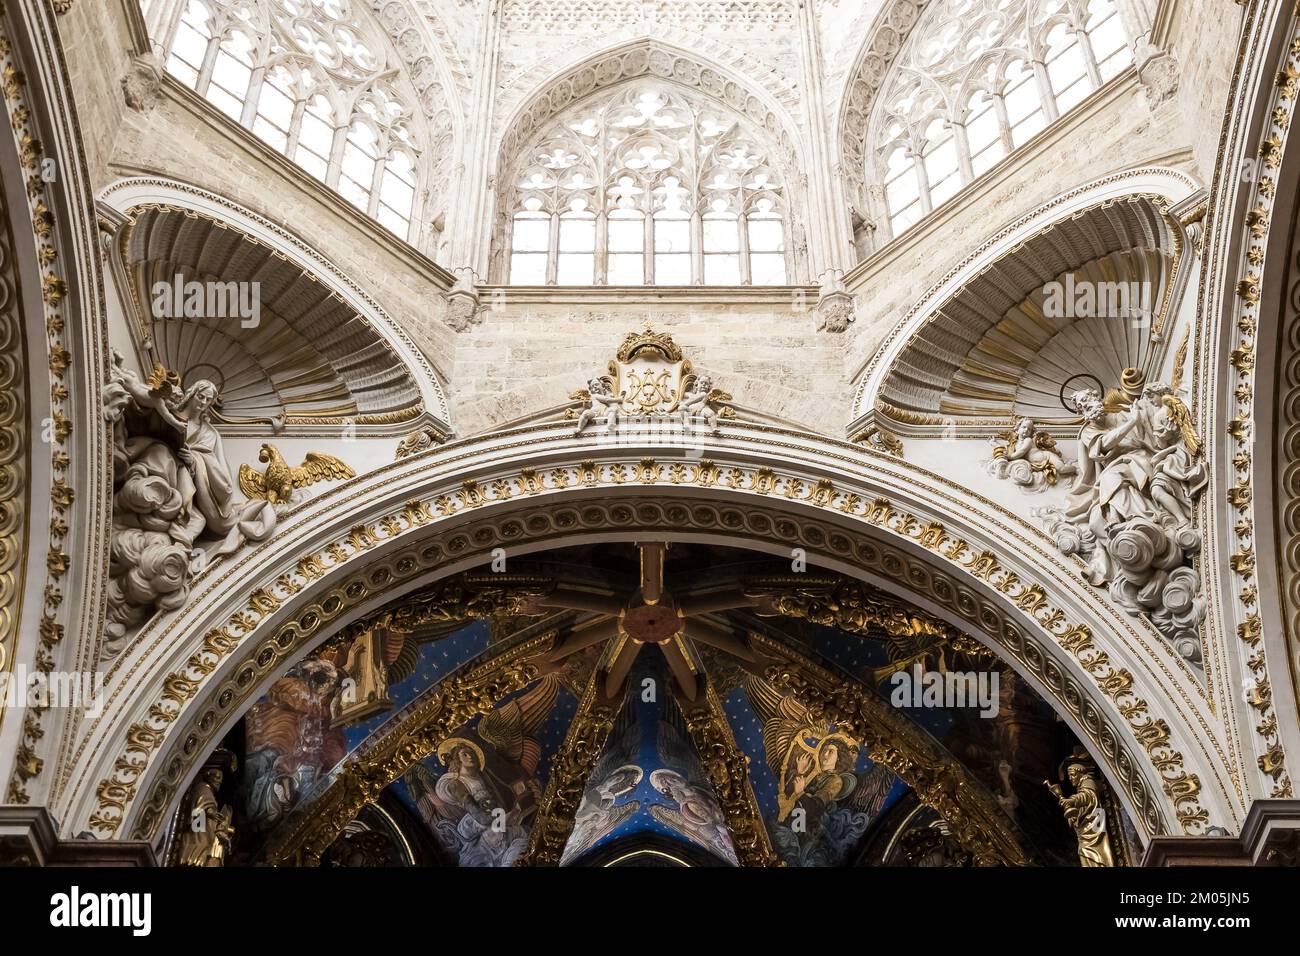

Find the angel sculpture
[[745, 675, 895, 866], [988, 417, 1077, 491], [237, 443, 355, 505], [404, 674, 558, 866], [677, 374, 719, 431], [574, 376, 624, 434]]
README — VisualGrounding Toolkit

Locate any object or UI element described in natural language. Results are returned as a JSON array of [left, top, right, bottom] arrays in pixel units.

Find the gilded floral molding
[[0, 10, 76, 804], [0, 63, 28, 777], [519, 672, 620, 866], [81, 441, 1212, 842], [1224, 0, 1298, 799]]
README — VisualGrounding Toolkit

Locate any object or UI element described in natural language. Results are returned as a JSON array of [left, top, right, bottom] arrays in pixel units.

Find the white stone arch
[[0, 0, 116, 808], [98, 176, 452, 430], [55, 420, 1236, 849], [1201, 0, 1300, 804]]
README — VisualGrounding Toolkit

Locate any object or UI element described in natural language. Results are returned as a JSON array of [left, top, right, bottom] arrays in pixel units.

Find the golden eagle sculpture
[[238, 443, 355, 504]]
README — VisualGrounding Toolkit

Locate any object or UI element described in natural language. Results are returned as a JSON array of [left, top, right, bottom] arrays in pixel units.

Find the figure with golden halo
[[404, 675, 559, 866], [744, 676, 895, 866]]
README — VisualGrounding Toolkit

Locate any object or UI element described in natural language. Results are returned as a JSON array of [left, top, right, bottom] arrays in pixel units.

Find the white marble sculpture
[[102, 351, 277, 655], [574, 376, 624, 434], [1036, 384, 1208, 662], [678, 374, 720, 431], [988, 417, 1077, 491]]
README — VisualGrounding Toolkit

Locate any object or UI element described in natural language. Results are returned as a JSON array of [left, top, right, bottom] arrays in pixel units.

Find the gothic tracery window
[[501, 84, 790, 286], [145, 0, 423, 243], [872, 0, 1132, 240]]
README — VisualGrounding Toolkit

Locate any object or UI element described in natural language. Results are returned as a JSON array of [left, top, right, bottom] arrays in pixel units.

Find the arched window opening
[[145, 0, 426, 245], [501, 82, 792, 286], [871, 0, 1134, 242]]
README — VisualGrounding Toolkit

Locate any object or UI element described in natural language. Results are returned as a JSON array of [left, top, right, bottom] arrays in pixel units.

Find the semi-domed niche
[[872, 195, 1185, 428], [116, 204, 426, 429]]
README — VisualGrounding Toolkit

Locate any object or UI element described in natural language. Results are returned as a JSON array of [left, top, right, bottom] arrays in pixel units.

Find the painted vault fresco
[[239, 618, 491, 836], [724, 673, 906, 867], [397, 674, 577, 866], [561, 665, 739, 866], [215, 546, 1125, 866]]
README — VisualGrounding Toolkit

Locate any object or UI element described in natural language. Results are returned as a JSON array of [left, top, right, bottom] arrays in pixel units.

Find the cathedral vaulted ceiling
[[213, 543, 1091, 868]]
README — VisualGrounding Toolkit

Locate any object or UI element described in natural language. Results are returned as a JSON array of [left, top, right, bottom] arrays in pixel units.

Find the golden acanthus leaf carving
[[517, 673, 620, 866]]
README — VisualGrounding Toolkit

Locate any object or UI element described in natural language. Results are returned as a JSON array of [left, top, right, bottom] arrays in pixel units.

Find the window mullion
[[366, 149, 385, 218], [155, 0, 188, 59], [737, 212, 751, 285], [912, 152, 933, 215], [285, 97, 307, 155], [643, 209, 655, 285], [547, 210, 560, 285], [326, 123, 348, 189], [595, 211, 609, 285], [993, 95, 1015, 153], [690, 210, 704, 285], [1078, 28, 1104, 88], [240, 64, 266, 129], [952, 121, 974, 184], [196, 34, 221, 95], [1032, 60, 1060, 123]]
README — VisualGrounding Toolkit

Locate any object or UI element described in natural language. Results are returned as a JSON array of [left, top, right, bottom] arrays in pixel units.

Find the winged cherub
[[575, 376, 624, 434]]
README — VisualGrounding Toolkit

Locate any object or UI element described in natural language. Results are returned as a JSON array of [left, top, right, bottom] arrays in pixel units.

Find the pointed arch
[[490, 39, 810, 285]]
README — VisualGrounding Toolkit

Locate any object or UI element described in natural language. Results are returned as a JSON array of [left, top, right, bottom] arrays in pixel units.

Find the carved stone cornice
[[755, 633, 1030, 866], [1227, 0, 1299, 801], [0, 7, 80, 804]]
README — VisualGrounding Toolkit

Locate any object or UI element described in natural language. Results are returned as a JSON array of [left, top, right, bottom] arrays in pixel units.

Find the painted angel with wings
[[744, 675, 895, 866], [646, 704, 739, 865], [559, 705, 644, 865], [404, 675, 559, 866]]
